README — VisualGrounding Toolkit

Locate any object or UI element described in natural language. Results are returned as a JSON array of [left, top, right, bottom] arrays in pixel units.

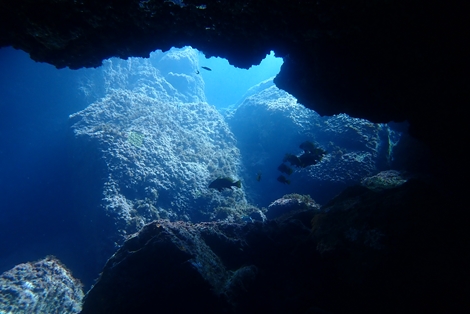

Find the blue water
[[0, 47, 92, 285], [199, 51, 283, 107]]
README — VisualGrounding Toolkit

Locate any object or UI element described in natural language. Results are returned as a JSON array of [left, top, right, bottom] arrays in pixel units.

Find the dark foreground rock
[[81, 178, 467, 313], [81, 210, 319, 314], [0, 256, 84, 314]]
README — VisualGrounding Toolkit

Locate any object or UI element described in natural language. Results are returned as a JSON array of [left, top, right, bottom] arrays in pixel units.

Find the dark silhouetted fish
[[277, 163, 293, 175], [277, 175, 290, 185], [299, 152, 321, 167], [209, 177, 241, 191], [299, 142, 326, 167], [201, 66, 212, 71], [283, 153, 302, 167], [256, 172, 262, 182], [300, 141, 326, 156], [299, 141, 317, 154]]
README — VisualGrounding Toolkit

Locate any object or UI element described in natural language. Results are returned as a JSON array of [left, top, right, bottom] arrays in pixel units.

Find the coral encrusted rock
[[228, 82, 401, 206], [0, 256, 84, 314], [69, 48, 252, 251]]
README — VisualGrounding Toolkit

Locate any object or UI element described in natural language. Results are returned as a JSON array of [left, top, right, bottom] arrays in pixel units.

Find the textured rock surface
[[228, 82, 400, 206], [360, 170, 409, 192], [81, 210, 320, 314], [266, 193, 321, 220], [0, 257, 84, 314], [81, 179, 466, 313], [69, 48, 258, 254], [1, 1, 465, 154]]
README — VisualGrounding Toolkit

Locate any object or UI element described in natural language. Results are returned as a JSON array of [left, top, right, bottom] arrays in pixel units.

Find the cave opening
[[0, 44, 426, 298], [197, 49, 283, 109]]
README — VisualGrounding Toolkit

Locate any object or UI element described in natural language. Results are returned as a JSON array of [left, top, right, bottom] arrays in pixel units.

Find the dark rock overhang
[[1, 0, 466, 156]]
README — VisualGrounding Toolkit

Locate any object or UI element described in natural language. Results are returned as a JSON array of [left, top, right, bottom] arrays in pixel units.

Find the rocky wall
[[69, 48, 256, 247], [228, 81, 401, 206]]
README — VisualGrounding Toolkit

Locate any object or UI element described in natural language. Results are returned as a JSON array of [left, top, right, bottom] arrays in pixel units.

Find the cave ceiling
[[0, 0, 465, 154]]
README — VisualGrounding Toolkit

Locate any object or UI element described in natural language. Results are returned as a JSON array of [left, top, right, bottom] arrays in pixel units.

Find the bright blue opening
[[197, 51, 283, 108]]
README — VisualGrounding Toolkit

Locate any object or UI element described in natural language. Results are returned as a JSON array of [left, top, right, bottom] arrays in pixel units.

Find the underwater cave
[[0, 1, 467, 313]]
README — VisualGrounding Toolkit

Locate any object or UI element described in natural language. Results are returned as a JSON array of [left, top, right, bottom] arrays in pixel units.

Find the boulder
[[0, 256, 84, 314]]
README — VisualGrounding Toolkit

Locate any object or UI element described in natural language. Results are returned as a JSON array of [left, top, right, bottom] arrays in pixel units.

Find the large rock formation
[[69, 48, 259, 265], [1, 1, 465, 155], [228, 81, 401, 206], [80, 177, 466, 313], [0, 257, 84, 314]]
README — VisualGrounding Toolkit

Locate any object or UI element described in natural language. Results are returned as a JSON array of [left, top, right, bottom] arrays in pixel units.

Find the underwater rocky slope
[[80, 176, 466, 313], [1, 175, 465, 313], [68, 48, 263, 265]]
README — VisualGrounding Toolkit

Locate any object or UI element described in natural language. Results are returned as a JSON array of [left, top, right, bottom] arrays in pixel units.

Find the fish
[[299, 141, 317, 154], [298, 141, 326, 167], [299, 152, 321, 167], [277, 163, 293, 175], [283, 153, 302, 167], [277, 175, 290, 185], [196, 70, 200, 74], [278, 141, 327, 168], [300, 141, 326, 157], [201, 66, 212, 71], [209, 177, 241, 191], [256, 172, 262, 182]]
